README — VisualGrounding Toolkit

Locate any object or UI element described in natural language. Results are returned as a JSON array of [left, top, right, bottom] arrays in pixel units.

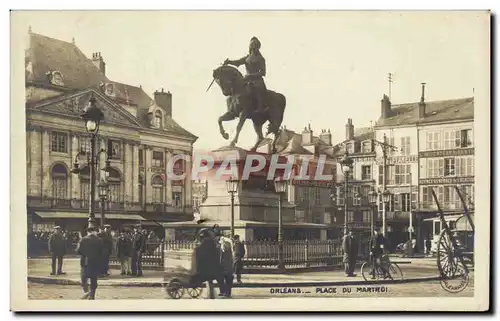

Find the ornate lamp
[[80, 95, 104, 135]]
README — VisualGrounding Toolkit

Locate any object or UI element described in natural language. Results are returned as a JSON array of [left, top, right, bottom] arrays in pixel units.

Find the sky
[[13, 11, 489, 151]]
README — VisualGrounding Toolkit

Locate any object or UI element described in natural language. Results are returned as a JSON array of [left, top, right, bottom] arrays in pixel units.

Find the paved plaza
[[27, 257, 474, 299]]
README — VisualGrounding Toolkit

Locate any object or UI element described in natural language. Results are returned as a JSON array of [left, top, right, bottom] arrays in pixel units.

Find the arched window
[[51, 163, 68, 199], [107, 168, 122, 203], [151, 175, 164, 203], [154, 110, 162, 129]]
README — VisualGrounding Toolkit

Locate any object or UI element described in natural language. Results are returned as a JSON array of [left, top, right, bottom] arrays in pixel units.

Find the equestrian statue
[[208, 36, 286, 153]]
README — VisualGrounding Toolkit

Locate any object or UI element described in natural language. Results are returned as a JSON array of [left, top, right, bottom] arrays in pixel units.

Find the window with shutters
[[444, 158, 455, 176], [400, 137, 411, 155], [460, 129, 473, 148]]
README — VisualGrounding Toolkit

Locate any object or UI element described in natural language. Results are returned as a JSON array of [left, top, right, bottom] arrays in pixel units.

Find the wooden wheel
[[436, 230, 459, 277], [187, 286, 203, 298], [165, 278, 185, 299]]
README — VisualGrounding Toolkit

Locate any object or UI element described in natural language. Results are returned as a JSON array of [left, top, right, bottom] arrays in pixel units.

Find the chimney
[[302, 125, 313, 145], [319, 129, 332, 146], [154, 88, 172, 117], [380, 94, 392, 119], [345, 118, 354, 141], [91, 52, 106, 75], [419, 82, 426, 118]]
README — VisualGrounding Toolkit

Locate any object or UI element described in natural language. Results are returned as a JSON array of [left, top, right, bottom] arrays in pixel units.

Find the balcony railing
[[27, 196, 193, 214]]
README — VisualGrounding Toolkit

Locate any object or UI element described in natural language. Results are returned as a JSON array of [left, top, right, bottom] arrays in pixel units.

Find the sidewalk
[[28, 258, 442, 287]]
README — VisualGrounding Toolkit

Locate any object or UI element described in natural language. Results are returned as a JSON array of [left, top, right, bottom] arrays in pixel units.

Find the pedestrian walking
[[77, 225, 104, 300], [48, 226, 66, 275], [342, 229, 357, 277], [232, 234, 245, 283], [116, 230, 132, 275], [98, 224, 113, 277], [131, 225, 146, 276], [425, 235, 432, 256], [190, 228, 224, 299], [218, 235, 234, 298]]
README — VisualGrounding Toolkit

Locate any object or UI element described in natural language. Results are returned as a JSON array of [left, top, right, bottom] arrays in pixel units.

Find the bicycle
[[360, 253, 404, 282]]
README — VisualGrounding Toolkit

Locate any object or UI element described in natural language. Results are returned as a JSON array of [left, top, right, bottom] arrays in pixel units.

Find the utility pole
[[372, 133, 399, 236]]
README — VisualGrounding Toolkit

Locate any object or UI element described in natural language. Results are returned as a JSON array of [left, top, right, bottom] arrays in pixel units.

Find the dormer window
[[104, 83, 116, 97], [154, 110, 162, 129], [361, 141, 372, 153], [46, 70, 64, 86], [346, 143, 354, 154]]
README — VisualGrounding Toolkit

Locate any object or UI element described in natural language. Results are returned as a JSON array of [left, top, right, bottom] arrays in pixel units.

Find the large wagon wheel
[[187, 286, 203, 298], [436, 230, 459, 277], [165, 278, 185, 299]]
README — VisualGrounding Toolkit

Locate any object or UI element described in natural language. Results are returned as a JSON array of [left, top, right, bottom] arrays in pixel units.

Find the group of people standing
[[190, 226, 246, 299], [342, 227, 387, 279]]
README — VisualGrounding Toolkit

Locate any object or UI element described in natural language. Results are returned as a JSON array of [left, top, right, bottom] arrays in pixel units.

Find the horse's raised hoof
[[229, 141, 237, 147], [271, 148, 278, 154], [222, 132, 229, 140], [250, 147, 257, 152]]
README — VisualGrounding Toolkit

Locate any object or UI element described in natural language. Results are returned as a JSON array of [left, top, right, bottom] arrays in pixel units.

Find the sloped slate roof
[[26, 31, 197, 140], [376, 97, 474, 127], [26, 32, 108, 89]]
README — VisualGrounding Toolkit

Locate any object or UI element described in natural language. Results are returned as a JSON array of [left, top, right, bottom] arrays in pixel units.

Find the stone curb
[[28, 275, 442, 288]]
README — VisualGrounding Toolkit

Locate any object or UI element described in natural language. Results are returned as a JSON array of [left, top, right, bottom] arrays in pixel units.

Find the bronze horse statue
[[212, 65, 286, 153]]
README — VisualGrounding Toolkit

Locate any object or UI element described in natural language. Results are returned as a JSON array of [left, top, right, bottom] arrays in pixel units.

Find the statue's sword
[[206, 78, 216, 92]]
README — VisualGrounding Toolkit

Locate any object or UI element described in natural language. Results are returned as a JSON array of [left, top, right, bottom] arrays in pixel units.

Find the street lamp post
[[225, 177, 239, 238], [372, 134, 399, 236], [340, 150, 353, 235], [70, 94, 108, 229], [382, 189, 391, 236], [274, 177, 288, 271], [368, 187, 378, 238], [98, 180, 109, 229]]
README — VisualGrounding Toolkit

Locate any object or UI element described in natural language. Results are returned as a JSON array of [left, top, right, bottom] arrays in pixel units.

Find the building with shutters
[[25, 29, 198, 233], [374, 83, 474, 249]]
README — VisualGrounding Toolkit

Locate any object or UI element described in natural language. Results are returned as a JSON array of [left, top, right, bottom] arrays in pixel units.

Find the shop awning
[[423, 214, 464, 222], [34, 212, 146, 221]]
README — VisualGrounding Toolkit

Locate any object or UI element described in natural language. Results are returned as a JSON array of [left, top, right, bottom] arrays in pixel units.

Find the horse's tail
[[267, 92, 286, 135]]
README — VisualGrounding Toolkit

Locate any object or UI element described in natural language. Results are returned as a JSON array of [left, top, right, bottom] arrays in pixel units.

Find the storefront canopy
[[34, 212, 146, 221]]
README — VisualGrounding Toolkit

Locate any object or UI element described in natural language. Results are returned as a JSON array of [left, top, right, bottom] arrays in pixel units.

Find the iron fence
[[29, 237, 371, 271]]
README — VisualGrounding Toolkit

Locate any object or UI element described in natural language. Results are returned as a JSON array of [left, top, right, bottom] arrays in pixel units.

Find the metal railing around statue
[[164, 237, 371, 270]]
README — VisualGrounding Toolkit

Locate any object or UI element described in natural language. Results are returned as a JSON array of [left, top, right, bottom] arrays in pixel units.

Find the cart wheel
[[187, 286, 203, 298], [437, 230, 459, 277], [165, 278, 185, 299]]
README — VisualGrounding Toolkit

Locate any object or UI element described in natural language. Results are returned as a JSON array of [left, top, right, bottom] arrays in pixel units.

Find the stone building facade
[[25, 30, 197, 232], [374, 84, 474, 248]]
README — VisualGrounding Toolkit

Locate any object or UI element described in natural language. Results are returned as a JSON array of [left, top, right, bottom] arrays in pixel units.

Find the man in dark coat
[[77, 225, 104, 300], [116, 230, 132, 275], [48, 226, 66, 275], [369, 228, 387, 279], [98, 224, 113, 277], [342, 229, 357, 277], [232, 234, 245, 283], [190, 228, 223, 299], [131, 225, 146, 276]]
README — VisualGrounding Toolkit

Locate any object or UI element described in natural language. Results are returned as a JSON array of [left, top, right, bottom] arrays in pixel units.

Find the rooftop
[[376, 97, 474, 127]]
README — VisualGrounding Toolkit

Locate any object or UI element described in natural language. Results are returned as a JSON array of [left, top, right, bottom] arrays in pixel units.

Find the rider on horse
[[224, 36, 267, 115]]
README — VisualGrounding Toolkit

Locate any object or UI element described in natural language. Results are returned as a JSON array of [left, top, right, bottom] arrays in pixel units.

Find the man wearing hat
[[342, 228, 358, 277], [77, 225, 104, 300], [48, 226, 66, 275], [131, 225, 146, 276], [98, 224, 113, 277]]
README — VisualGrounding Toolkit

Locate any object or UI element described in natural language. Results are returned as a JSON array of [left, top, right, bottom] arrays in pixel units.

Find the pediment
[[28, 88, 142, 128]]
